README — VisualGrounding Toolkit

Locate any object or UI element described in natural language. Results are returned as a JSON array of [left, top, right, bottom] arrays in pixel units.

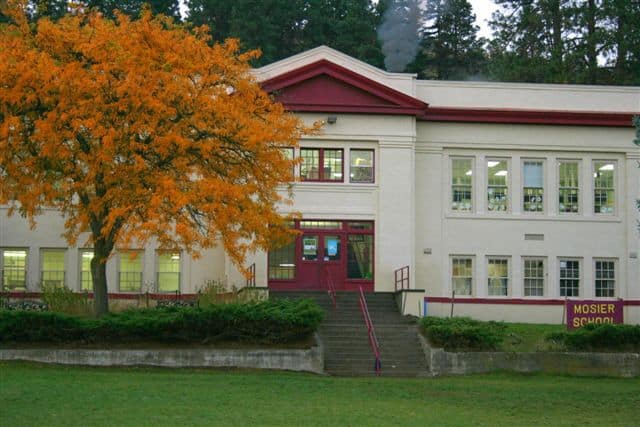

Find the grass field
[[1, 362, 638, 426]]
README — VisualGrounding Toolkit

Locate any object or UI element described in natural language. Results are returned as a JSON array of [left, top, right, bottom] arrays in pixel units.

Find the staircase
[[272, 291, 428, 377]]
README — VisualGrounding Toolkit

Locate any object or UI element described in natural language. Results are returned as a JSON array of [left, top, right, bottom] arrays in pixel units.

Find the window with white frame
[[80, 250, 94, 291], [487, 160, 509, 212], [451, 158, 473, 211], [487, 257, 509, 296], [350, 149, 374, 183], [594, 260, 615, 297], [41, 249, 65, 287], [523, 258, 545, 296], [593, 161, 615, 214], [558, 161, 579, 213], [157, 252, 180, 292], [1, 249, 28, 291], [119, 251, 143, 292], [451, 257, 473, 296], [559, 259, 580, 297], [523, 160, 544, 212]]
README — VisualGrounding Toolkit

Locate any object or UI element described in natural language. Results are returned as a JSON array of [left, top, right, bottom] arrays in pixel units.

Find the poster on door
[[326, 238, 338, 257], [303, 238, 317, 256]]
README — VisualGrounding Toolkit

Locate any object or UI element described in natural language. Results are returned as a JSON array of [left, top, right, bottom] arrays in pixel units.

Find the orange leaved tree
[[0, 2, 315, 316]]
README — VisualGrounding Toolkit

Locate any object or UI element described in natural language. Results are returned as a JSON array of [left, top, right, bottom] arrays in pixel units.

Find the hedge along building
[[1, 46, 639, 324]]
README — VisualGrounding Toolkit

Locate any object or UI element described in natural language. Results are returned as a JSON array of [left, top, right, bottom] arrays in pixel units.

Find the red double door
[[297, 232, 345, 290]]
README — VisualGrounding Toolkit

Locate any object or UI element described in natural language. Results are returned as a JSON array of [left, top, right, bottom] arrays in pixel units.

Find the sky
[[178, 1, 499, 39]]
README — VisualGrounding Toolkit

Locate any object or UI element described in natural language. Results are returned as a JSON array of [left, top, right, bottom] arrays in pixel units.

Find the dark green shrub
[[0, 298, 324, 345], [545, 323, 640, 352], [41, 284, 92, 316], [420, 316, 506, 351]]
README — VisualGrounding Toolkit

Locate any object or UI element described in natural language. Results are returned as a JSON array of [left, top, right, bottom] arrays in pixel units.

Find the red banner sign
[[566, 300, 624, 329]]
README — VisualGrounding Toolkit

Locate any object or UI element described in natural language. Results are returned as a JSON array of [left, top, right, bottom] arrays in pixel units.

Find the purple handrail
[[323, 264, 337, 310], [358, 286, 381, 375]]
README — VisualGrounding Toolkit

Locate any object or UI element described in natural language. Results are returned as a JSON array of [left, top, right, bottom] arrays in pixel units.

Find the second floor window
[[350, 149, 374, 183], [593, 161, 615, 214], [451, 158, 473, 211], [487, 160, 509, 212], [300, 148, 343, 182], [558, 161, 579, 213], [523, 161, 544, 212]]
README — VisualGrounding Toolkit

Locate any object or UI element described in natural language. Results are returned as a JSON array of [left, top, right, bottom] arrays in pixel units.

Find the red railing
[[358, 286, 381, 376], [394, 265, 410, 292], [323, 264, 337, 310], [246, 263, 256, 288]]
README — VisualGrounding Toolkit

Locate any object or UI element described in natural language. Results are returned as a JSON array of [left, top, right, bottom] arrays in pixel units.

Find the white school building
[[1, 46, 639, 324]]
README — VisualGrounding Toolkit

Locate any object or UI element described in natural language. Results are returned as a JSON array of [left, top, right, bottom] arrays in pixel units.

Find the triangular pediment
[[261, 59, 428, 116]]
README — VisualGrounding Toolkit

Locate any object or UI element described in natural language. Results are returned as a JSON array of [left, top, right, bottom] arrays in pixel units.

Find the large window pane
[[595, 260, 615, 297], [487, 160, 508, 212], [119, 251, 143, 292], [350, 149, 374, 183], [487, 258, 508, 296], [523, 161, 544, 212], [80, 251, 93, 291], [451, 257, 472, 296], [594, 161, 615, 214], [523, 258, 544, 296], [41, 249, 65, 287], [323, 149, 343, 181], [157, 252, 180, 292], [2, 249, 27, 291], [268, 241, 295, 280], [559, 259, 579, 297], [559, 161, 579, 213], [451, 158, 473, 212], [300, 148, 320, 180], [347, 235, 373, 279]]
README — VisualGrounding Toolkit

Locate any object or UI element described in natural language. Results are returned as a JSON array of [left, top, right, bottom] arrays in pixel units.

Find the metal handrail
[[323, 264, 337, 310], [394, 265, 410, 292], [246, 263, 256, 288], [358, 286, 381, 376]]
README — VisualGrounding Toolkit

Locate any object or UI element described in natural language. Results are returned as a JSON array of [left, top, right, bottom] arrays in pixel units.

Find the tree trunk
[[91, 240, 110, 317], [585, 0, 598, 84]]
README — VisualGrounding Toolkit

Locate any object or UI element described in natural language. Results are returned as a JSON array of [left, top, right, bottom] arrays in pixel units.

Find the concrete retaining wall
[[419, 335, 640, 378], [0, 335, 324, 374]]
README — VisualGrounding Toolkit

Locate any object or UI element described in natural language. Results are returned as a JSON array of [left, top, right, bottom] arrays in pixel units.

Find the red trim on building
[[421, 107, 637, 127], [425, 296, 640, 306], [261, 59, 428, 117]]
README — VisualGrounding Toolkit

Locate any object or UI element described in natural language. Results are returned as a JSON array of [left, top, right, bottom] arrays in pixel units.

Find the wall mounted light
[[327, 115, 337, 124]]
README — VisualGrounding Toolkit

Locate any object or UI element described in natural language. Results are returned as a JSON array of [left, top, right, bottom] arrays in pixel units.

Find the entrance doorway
[[268, 220, 374, 291]]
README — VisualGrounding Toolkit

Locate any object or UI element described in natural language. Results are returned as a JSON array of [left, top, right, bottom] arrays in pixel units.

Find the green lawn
[[500, 323, 566, 352], [1, 362, 639, 426]]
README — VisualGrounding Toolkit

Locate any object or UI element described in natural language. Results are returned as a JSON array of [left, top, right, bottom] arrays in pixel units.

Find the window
[[593, 161, 615, 214], [300, 148, 343, 182], [268, 240, 295, 280], [80, 250, 94, 291], [487, 258, 509, 296], [558, 161, 579, 213], [1, 249, 27, 291], [523, 161, 544, 212], [299, 220, 341, 230], [487, 160, 509, 212], [347, 235, 373, 280], [451, 257, 473, 296], [523, 258, 545, 296], [559, 259, 580, 297], [451, 158, 473, 211], [350, 149, 374, 183], [41, 249, 65, 287], [595, 260, 615, 297], [281, 147, 295, 178], [157, 252, 180, 292], [119, 251, 143, 292]]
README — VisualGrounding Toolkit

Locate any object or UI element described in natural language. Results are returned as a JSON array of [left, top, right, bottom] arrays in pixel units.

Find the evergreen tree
[[411, 0, 486, 80], [601, 0, 640, 85], [85, 1, 181, 20], [488, 0, 572, 83]]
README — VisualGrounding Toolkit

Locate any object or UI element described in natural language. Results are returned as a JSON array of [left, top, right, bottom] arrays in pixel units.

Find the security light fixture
[[327, 115, 337, 124]]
